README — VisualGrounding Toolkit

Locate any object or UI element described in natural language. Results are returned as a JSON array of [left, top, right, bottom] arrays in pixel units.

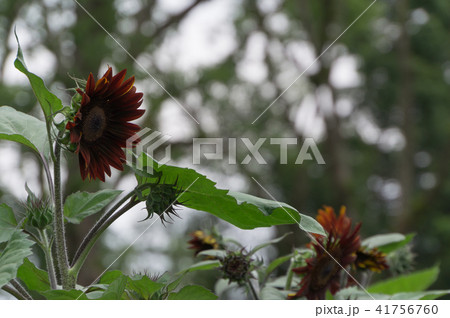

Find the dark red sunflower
[[66, 67, 145, 181], [188, 230, 220, 256], [289, 206, 361, 300], [354, 247, 389, 273]]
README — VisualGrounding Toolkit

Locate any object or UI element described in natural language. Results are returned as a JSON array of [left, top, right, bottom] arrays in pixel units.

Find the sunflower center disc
[[82, 106, 107, 142]]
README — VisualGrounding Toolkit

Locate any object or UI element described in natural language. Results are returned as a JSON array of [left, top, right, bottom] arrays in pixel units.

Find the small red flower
[[188, 230, 220, 256], [66, 67, 145, 181], [290, 206, 361, 300], [354, 247, 389, 273]]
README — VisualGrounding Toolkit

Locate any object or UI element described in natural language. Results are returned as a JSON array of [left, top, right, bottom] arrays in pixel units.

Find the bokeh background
[[0, 0, 449, 299]]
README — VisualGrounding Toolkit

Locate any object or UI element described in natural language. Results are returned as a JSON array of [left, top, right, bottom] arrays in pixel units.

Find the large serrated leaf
[[0, 106, 50, 158], [132, 153, 324, 233], [0, 231, 34, 288], [64, 189, 122, 224]]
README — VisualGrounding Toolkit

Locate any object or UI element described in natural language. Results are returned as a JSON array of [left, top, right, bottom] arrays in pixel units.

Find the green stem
[[285, 258, 295, 291], [10, 279, 32, 300], [22, 229, 43, 246], [39, 152, 55, 202], [70, 191, 137, 267], [69, 197, 139, 282], [1, 285, 26, 300], [53, 140, 71, 289], [39, 229, 58, 289], [247, 279, 259, 300]]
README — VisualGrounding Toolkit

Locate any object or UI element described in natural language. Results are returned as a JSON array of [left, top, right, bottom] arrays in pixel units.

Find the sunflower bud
[[144, 179, 183, 224], [25, 188, 53, 230], [387, 245, 415, 275], [220, 250, 254, 285]]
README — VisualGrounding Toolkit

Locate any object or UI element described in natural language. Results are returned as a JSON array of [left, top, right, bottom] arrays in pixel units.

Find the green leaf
[[368, 266, 440, 294], [265, 254, 293, 277], [177, 260, 221, 275], [41, 289, 88, 300], [17, 258, 50, 292], [165, 276, 183, 293], [335, 287, 450, 300], [0, 231, 34, 288], [133, 153, 324, 232], [197, 250, 227, 259], [64, 190, 122, 224], [378, 233, 415, 254], [0, 228, 16, 244], [100, 275, 128, 300], [128, 275, 165, 299], [14, 32, 63, 122], [334, 287, 388, 300], [168, 285, 217, 300], [249, 233, 291, 256], [0, 203, 17, 228], [362, 233, 414, 253], [362, 233, 405, 248], [390, 290, 450, 300], [99, 270, 123, 284], [0, 106, 50, 158], [299, 214, 326, 236], [260, 286, 289, 300], [0, 204, 18, 243]]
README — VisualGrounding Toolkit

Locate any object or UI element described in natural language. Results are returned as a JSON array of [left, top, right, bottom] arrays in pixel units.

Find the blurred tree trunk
[[310, 0, 352, 208], [395, 0, 415, 232]]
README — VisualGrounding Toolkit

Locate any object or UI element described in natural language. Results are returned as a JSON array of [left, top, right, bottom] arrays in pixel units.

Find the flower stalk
[[39, 229, 57, 289], [69, 194, 139, 281], [1, 285, 27, 300], [53, 138, 72, 289], [247, 279, 259, 300], [10, 279, 32, 300]]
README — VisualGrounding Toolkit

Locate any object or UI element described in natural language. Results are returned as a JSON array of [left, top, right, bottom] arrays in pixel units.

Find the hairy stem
[[69, 197, 139, 281], [10, 279, 32, 300], [70, 191, 137, 267], [53, 140, 71, 289], [1, 285, 26, 300], [39, 229, 58, 289]]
